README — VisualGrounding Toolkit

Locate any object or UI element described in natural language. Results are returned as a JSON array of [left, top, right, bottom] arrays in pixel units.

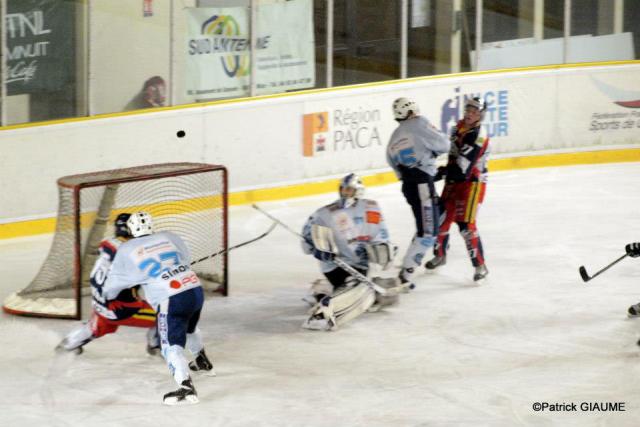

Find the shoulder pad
[[99, 237, 124, 260], [326, 201, 341, 211]]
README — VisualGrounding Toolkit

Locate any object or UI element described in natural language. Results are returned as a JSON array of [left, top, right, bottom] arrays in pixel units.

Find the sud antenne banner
[[185, 0, 315, 100], [4, 0, 75, 95]]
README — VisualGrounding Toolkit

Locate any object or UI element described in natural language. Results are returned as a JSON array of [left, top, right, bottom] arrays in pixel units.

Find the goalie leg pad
[[371, 277, 401, 307], [331, 282, 376, 326], [302, 281, 380, 331], [310, 278, 334, 299]]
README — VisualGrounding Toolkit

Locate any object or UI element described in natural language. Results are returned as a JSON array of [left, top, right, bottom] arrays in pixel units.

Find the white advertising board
[[0, 63, 639, 223]]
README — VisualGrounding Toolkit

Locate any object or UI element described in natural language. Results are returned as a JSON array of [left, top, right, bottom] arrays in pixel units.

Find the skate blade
[[301, 318, 334, 331], [301, 295, 317, 307], [189, 366, 217, 377], [473, 276, 488, 285], [201, 369, 217, 377], [163, 395, 199, 406]]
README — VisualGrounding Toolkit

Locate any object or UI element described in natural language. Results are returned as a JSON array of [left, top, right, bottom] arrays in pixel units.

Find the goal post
[[3, 162, 228, 320]]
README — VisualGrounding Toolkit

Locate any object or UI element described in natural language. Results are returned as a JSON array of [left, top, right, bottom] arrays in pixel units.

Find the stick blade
[[578, 266, 591, 282]]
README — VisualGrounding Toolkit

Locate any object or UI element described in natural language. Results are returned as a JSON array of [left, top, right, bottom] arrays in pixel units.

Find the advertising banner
[[185, 0, 315, 100], [5, 0, 75, 95]]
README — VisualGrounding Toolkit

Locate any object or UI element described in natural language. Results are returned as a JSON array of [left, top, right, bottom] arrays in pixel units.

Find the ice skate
[[189, 349, 216, 376], [55, 337, 85, 355], [55, 325, 94, 355], [146, 327, 161, 356], [163, 379, 199, 406], [398, 268, 416, 291], [302, 297, 336, 331], [425, 255, 446, 270], [473, 264, 489, 282]]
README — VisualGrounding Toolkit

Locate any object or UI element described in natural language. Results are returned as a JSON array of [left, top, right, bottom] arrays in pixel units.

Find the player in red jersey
[[56, 213, 159, 354], [426, 96, 490, 282]]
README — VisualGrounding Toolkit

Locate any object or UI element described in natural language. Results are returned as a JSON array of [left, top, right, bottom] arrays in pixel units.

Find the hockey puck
[[177, 130, 186, 138], [637, 338, 640, 347]]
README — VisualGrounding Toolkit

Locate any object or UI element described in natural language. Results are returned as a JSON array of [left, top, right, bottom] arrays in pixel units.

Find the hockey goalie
[[300, 173, 402, 331]]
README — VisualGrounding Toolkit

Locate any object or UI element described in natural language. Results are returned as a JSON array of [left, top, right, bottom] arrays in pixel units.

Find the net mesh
[[3, 163, 227, 319]]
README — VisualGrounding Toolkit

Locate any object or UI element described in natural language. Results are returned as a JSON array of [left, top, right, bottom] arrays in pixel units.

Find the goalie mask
[[126, 211, 154, 237], [392, 97, 419, 121], [115, 213, 133, 238], [339, 173, 364, 208]]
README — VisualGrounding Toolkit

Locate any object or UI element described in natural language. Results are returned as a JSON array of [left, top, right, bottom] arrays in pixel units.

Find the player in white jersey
[[301, 173, 397, 330], [101, 212, 214, 406], [386, 97, 450, 286], [56, 213, 159, 355]]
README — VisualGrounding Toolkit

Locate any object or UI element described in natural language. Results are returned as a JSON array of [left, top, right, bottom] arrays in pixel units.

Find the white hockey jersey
[[89, 236, 125, 320], [103, 231, 201, 309], [386, 115, 450, 177], [302, 198, 390, 273]]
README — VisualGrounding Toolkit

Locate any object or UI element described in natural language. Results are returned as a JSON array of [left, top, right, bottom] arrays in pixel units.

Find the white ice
[[1, 162, 640, 427]]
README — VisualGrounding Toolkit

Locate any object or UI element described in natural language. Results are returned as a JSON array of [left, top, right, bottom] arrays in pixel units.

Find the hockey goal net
[[3, 162, 228, 320]]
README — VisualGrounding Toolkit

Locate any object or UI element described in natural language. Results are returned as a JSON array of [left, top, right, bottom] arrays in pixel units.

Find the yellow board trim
[[1, 148, 639, 240]]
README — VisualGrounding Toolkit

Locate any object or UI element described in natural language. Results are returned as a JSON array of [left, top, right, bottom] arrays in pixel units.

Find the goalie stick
[[578, 254, 628, 283], [251, 204, 409, 296], [190, 221, 277, 265]]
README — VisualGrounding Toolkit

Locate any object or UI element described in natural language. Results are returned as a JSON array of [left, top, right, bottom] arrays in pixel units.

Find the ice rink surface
[[1, 162, 640, 427]]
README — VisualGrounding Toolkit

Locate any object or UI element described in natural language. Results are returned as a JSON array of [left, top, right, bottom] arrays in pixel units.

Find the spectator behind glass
[[125, 76, 167, 111]]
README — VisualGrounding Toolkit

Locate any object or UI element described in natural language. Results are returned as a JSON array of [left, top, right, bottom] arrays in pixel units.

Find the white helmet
[[465, 96, 487, 120], [126, 211, 153, 237], [392, 97, 419, 121], [339, 173, 365, 208]]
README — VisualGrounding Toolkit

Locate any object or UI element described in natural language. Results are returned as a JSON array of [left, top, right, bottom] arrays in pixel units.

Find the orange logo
[[366, 211, 381, 224], [170, 280, 181, 289], [302, 112, 328, 157]]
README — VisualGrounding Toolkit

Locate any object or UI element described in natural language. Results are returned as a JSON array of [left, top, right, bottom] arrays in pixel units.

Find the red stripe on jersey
[[99, 240, 118, 260]]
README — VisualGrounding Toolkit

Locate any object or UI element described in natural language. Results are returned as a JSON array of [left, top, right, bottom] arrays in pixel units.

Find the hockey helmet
[[464, 96, 487, 121], [115, 213, 133, 238], [339, 173, 364, 208], [126, 211, 154, 237], [392, 97, 419, 121]]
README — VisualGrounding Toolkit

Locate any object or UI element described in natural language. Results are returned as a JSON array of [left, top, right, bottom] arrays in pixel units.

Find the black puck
[[177, 130, 186, 138]]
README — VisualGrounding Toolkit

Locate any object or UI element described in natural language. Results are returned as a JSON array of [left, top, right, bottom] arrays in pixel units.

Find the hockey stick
[[578, 253, 628, 283], [190, 221, 277, 265], [251, 204, 409, 296]]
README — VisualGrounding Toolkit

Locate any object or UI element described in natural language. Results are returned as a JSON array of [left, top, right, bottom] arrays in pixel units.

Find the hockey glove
[[434, 166, 447, 182], [626, 242, 640, 258], [313, 248, 335, 262]]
